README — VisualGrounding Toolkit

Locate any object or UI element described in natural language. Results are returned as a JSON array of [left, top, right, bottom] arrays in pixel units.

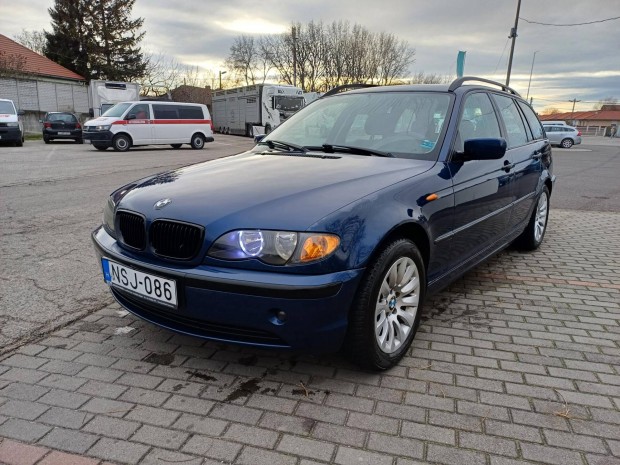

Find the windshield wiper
[[313, 143, 394, 158], [258, 139, 307, 153]]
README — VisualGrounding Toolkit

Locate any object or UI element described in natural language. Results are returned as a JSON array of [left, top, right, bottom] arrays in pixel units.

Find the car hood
[[118, 151, 433, 234]]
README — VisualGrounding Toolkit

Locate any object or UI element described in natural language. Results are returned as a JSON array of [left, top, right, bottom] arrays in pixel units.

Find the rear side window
[[517, 101, 545, 140], [153, 105, 179, 120], [178, 105, 204, 119], [492, 94, 528, 148]]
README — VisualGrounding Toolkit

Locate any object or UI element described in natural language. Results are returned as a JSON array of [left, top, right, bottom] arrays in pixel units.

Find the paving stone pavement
[[0, 209, 619, 465]]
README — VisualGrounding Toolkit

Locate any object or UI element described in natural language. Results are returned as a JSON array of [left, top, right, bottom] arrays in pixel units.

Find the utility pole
[[292, 26, 297, 88], [505, 0, 522, 86], [568, 98, 581, 124]]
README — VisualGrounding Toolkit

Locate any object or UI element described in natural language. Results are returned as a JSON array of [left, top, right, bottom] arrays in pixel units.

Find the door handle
[[502, 160, 514, 172]]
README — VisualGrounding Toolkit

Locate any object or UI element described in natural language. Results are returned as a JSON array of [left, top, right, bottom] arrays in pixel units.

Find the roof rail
[[322, 83, 377, 98], [449, 76, 520, 97]]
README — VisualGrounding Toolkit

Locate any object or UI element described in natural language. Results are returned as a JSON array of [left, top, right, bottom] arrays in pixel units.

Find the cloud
[[2, 0, 618, 112]]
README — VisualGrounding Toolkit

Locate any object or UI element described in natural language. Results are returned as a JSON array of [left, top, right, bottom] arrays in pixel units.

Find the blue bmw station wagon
[[92, 77, 554, 370]]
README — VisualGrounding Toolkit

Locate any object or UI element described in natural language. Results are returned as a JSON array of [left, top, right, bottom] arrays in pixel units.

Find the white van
[[83, 101, 214, 151], [0, 98, 24, 147]]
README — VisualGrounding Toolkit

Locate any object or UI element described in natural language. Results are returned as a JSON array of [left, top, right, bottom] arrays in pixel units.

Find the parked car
[[83, 101, 214, 151], [542, 124, 581, 148], [0, 98, 24, 147], [41, 112, 83, 144], [92, 77, 555, 370]]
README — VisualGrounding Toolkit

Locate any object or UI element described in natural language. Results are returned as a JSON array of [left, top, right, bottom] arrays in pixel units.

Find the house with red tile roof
[[0, 33, 89, 132], [0, 33, 85, 81]]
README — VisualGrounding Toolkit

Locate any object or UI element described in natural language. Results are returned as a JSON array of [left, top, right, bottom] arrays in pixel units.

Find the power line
[[493, 37, 510, 74], [520, 15, 620, 27]]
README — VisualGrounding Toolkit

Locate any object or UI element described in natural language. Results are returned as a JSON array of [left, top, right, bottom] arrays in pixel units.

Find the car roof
[[326, 77, 524, 101]]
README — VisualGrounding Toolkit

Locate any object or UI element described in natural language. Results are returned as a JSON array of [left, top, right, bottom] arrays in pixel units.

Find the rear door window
[[492, 94, 529, 148]]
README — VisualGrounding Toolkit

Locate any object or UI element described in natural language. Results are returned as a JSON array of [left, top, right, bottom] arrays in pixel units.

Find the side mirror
[[456, 138, 507, 162], [89, 108, 94, 117], [17, 110, 25, 116]]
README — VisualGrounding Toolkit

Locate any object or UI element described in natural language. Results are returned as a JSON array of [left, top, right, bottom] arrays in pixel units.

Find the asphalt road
[[0, 136, 618, 354], [0, 136, 255, 354]]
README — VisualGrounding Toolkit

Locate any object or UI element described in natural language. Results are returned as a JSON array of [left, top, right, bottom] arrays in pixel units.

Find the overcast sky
[[2, 0, 619, 113]]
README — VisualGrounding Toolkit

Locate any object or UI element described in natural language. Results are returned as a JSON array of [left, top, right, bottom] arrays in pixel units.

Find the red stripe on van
[[152, 119, 212, 125], [111, 119, 212, 125]]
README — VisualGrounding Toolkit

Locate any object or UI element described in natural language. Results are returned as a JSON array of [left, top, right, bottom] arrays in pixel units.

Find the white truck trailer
[[212, 83, 304, 136], [88, 80, 141, 117]]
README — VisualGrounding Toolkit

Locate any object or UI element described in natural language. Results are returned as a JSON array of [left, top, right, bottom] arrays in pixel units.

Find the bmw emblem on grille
[[154, 198, 172, 210]]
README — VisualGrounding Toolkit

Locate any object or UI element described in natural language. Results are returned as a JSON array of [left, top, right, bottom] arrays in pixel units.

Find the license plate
[[101, 258, 177, 308], [58, 132, 70, 135]]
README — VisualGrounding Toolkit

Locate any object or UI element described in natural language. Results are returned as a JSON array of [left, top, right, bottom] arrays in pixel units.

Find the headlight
[[102, 184, 136, 238], [96, 125, 111, 131], [102, 197, 116, 237], [208, 230, 339, 265], [6, 122, 19, 127]]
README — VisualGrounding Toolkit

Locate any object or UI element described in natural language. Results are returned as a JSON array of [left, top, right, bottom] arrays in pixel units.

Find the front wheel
[[112, 134, 131, 152], [513, 186, 550, 250], [561, 138, 573, 148], [345, 238, 426, 370], [190, 133, 205, 149], [264, 125, 272, 135]]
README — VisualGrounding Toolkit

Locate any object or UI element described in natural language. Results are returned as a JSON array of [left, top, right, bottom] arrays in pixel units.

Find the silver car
[[543, 124, 582, 148]]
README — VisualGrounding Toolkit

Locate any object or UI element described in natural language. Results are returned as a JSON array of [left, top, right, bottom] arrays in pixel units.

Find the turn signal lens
[[299, 235, 340, 263]]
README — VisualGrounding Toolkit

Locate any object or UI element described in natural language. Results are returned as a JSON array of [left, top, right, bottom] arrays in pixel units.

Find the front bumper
[[83, 130, 113, 146], [92, 226, 364, 352], [0, 127, 22, 142]]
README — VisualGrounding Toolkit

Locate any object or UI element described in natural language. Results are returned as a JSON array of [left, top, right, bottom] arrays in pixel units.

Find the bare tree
[[138, 52, 183, 96], [13, 29, 47, 55], [241, 20, 416, 92], [410, 72, 453, 84], [593, 97, 618, 110], [540, 107, 561, 116], [0, 51, 27, 78]]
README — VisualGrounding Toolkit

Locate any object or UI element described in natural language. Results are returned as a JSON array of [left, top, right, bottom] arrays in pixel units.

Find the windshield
[[260, 91, 452, 160], [0, 101, 16, 114], [102, 102, 132, 118], [274, 96, 304, 112]]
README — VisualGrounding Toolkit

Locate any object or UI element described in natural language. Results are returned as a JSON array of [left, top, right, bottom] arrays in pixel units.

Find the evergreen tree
[[44, 0, 146, 81], [88, 0, 146, 81], [44, 0, 90, 79]]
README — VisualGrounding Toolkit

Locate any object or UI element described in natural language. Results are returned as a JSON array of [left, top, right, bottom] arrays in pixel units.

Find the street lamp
[[219, 71, 227, 90], [526, 51, 539, 101]]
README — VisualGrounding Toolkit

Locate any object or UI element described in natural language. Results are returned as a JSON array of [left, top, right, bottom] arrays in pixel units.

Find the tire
[[561, 138, 573, 148], [171, 144, 182, 149], [112, 134, 131, 152], [43, 136, 50, 144], [77, 138, 84, 144], [190, 133, 205, 150], [345, 238, 426, 370], [513, 186, 550, 251], [265, 124, 272, 135], [94, 145, 108, 151], [16, 138, 23, 147]]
